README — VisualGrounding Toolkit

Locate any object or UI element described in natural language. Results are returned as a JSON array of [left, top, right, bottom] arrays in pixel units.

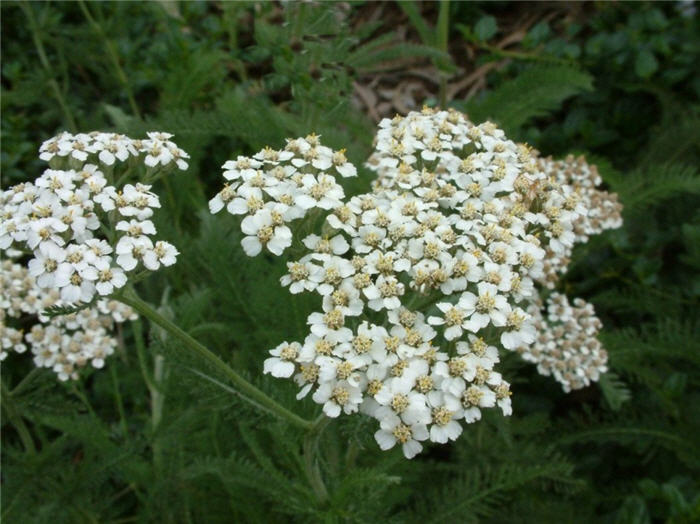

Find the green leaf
[[42, 301, 93, 319], [463, 66, 593, 133], [635, 50, 659, 78], [613, 163, 700, 212], [474, 16, 497, 41], [397, 1, 434, 46]]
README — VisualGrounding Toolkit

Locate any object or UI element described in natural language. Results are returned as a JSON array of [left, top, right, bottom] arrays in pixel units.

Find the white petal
[[241, 236, 262, 256], [402, 440, 422, 459], [323, 402, 341, 418], [374, 430, 396, 451]]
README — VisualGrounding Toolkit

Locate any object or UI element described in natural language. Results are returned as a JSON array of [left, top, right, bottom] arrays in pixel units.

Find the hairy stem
[[10, 366, 43, 396], [115, 288, 314, 431], [110, 365, 129, 438]]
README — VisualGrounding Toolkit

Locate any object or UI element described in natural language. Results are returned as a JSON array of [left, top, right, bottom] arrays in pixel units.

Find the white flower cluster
[[1, 257, 136, 380], [517, 293, 608, 392], [535, 154, 623, 288], [209, 135, 357, 256], [254, 108, 622, 458], [0, 131, 188, 306], [252, 109, 547, 457]]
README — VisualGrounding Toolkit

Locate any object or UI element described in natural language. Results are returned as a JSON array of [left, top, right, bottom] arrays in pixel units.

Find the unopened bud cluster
[[517, 293, 608, 392], [534, 154, 623, 288]]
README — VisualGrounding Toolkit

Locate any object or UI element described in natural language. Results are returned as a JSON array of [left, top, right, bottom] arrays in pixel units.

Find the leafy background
[[1, 1, 699, 522]]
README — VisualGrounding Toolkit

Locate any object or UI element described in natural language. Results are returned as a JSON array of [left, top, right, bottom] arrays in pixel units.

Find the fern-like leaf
[[462, 66, 594, 134], [42, 301, 93, 318], [613, 163, 700, 212]]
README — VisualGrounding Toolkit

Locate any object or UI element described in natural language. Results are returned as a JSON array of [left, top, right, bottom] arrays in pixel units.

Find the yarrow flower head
[[247, 108, 623, 458], [1, 131, 189, 377], [1, 131, 188, 305]]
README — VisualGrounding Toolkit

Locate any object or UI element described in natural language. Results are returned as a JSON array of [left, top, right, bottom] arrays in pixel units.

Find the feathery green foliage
[[2, 1, 699, 522], [461, 66, 594, 135]]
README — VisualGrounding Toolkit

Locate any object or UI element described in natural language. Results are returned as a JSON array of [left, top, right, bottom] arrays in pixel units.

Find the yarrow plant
[[209, 107, 623, 458], [0, 131, 189, 377], [2, 109, 622, 460]]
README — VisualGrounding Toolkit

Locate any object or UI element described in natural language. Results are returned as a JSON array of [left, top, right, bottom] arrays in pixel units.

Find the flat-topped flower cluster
[[1, 115, 623, 455], [1, 131, 187, 305], [232, 107, 623, 458], [0, 131, 189, 377]]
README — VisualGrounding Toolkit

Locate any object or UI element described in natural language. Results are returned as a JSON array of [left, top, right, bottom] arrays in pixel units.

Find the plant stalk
[[303, 415, 332, 503], [437, 0, 451, 108], [21, 2, 78, 131], [114, 288, 314, 431], [1, 382, 37, 455], [78, 0, 142, 119]]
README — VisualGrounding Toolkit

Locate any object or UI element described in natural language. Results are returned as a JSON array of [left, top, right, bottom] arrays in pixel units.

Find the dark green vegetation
[[2, 2, 699, 522]]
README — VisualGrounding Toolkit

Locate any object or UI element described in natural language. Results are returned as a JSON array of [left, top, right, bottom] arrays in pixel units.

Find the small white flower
[[374, 414, 429, 459], [94, 259, 127, 295], [466, 282, 510, 331], [54, 263, 97, 303], [116, 219, 156, 240], [303, 234, 350, 256], [427, 391, 464, 443], [115, 236, 153, 271], [312, 380, 363, 417], [28, 242, 66, 288], [263, 342, 301, 378], [143, 241, 179, 270], [240, 209, 292, 256], [280, 257, 322, 294]]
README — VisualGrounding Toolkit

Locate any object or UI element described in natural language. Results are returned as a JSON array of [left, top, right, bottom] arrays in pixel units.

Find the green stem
[[115, 288, 314, 431], [151, 354, 165, 429], [1, 381, 37, 455], [303, 415, 332, 503], [21, 2, 78, 131], [437, 0, 450, 109], [10, 366, 43, 396], [345, 439, 359, 470], [151, 353, 165, 470], [78, 0, 142, 119], [110, 365, 129, 438], [72, 382, 98, 419], [133, 318, 158, 391]]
